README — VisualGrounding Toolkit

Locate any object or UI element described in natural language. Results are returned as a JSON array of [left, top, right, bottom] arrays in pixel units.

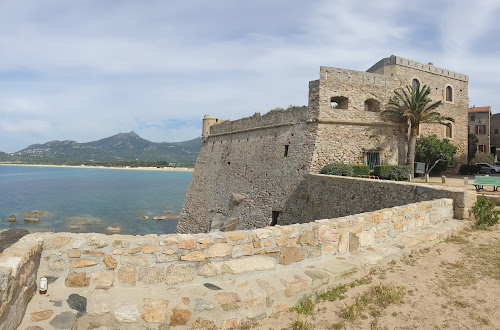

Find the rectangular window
[[495, 129, 499, 134], [365, 152, 380, 170], [284, 145, 289, 157], [478, 145, 487, 152], [445, 125, 452, 138], [476, 125, 486, 134]]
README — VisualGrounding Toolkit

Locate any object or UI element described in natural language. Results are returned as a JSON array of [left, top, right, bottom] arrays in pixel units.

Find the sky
[[1, 0, 500, 152]]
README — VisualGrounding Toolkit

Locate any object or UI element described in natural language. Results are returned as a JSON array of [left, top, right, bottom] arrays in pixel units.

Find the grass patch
[[342, 283, 406, 321], [441, 260, 476, 286], [290, 296, 315, 315], [468, 239, 500, 280], [289, 316, 315, 330]]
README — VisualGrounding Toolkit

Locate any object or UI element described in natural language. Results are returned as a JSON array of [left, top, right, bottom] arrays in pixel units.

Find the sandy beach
[[0, 163, 194, 172]]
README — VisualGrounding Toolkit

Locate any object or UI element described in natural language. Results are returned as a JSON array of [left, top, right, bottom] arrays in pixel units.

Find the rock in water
[[141, 216, 149, 220], [107, 225, 120, 233], [153, 216, 167, 220], [24, 216, 40, 222], [7, 214, 16, 222]]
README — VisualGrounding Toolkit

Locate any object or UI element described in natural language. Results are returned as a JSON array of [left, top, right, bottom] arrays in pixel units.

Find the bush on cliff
[[374, 165, 411, 181], [320, 163, 354, 177]]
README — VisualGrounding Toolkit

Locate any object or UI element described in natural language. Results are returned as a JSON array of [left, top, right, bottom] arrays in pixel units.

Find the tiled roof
[[468, 106, 491, 113]]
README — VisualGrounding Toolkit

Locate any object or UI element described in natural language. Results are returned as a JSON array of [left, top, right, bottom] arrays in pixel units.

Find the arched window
[[445, 123, 452, 138], [364, 98, 380, 112], [446, 86, 453, 102], [330, 96, 348, 109], [412, 79, 420, 91]]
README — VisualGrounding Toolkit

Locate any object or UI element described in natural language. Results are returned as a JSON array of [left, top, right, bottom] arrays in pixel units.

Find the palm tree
[[382, 84, 454, 176]]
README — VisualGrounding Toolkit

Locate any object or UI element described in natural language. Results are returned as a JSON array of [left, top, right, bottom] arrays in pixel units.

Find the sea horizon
[[0, 165, 192, 235]]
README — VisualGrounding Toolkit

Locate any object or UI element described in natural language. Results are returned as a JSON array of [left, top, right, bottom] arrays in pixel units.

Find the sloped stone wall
[[285, 174, 475, 225], [1, 198, 456, 329]]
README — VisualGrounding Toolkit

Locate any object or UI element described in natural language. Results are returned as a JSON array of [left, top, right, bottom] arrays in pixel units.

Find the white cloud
[[0, 0, 498, 152]]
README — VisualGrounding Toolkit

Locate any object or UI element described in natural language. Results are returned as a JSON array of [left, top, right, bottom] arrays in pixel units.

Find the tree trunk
[[407, 125, 419, 176]]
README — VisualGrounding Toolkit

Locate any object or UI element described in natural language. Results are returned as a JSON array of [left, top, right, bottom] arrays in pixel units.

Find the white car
[[476, 163, 500, 174]]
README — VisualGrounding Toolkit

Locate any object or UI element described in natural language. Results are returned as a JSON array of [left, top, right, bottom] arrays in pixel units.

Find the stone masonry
[[0, 197, 469, 329], [178, 55, 469, 233]]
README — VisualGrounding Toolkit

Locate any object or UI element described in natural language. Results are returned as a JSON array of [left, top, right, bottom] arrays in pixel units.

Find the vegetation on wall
[[415, 135, 457, 175], [320, 163, 354, 177]]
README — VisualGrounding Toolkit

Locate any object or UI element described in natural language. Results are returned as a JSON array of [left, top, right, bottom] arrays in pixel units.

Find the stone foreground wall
[[285, 174, 476, 224], [2, 198, 455, 329], [0, 240, 41, 330]]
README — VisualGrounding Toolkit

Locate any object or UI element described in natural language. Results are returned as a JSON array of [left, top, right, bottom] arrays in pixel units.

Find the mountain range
[[0, 132, 202, 165]]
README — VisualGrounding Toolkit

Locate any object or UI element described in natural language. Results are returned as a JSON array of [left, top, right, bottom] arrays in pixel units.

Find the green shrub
[[472, 151, 494, 165], [351, 165, 370, 176], [459, 164, 481, 175], [374, 165, 411, 181], [320, 163, 354, 177], [472, 195, 500, 229]]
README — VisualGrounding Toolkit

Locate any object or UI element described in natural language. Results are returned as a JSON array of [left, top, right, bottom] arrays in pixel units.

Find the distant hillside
[[0, 132, 202, 165]]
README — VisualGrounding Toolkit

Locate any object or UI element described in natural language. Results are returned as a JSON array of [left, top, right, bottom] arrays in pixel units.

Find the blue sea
[[0, 165, 192, 235]]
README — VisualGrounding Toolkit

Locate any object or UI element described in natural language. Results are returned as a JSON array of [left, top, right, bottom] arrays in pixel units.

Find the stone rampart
[[209, 106, 314, 136], [285, 174, 476, 224], [0, 239, 42, 330], [2, 197, 458, 329]]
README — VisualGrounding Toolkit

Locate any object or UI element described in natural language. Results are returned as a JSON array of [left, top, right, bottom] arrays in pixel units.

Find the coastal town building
[[177, 55, 469, 234], [490, 111, 500, 155], [468, 106, 492, 154]]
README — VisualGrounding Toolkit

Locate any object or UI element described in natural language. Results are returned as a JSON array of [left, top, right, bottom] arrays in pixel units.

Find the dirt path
[[245, 225, 500, 330]]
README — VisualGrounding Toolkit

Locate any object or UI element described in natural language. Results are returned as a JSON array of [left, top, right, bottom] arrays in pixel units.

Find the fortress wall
[[2, 197, 456, 329], [309, 121, 407, 173], [209, 106, 315, 136], [315, 66, 399, 120], [177, 115, 318, 234], [285, 174, 476, 224], [0, 240, 41, 330]]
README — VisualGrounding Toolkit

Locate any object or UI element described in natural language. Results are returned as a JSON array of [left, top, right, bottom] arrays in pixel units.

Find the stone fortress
[[177, 55, 469, 234]]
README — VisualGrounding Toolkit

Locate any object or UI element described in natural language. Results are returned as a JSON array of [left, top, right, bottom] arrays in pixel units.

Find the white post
[[441, 176, 446, 184], [425, 174, 429, 183], [408, 174, 412, 182], [464, 177, 468, 185]]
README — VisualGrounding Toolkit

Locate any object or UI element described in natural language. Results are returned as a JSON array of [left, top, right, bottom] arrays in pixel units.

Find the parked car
[[476, 163, 500, 174]]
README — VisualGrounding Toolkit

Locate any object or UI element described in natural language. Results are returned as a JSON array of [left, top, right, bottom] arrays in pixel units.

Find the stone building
[[490, 111, 500, 155], [177, 55, 469, 234], [468, 106, 491, 154]]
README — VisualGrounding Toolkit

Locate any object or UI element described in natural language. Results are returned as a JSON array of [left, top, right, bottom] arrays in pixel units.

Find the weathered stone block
[[121, 255, 149, 267], [215, 292, 240, 311], [118, 266, 136, 285], [142, 244, 160, 254], [349, 233, 359, 252], [103, 255, 117, 269], [67, 249, 81, 258], [91, 269, 115, 288], [169, 308, 191, 326], [206, 243, 232, 258], [142, 298, 168, 323], [298, 230, 315, 245], [166, 264, 195, 285], [279, 247, 306, 265], [114, 301, 140, 323], [138, 267, 165, 284], [70, 259, 97, 268], [180, 250, 205, 261], [65, 273, 90, 287]]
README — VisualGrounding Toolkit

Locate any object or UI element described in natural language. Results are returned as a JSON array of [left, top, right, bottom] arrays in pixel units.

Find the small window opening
[[412, 78, 420, 91], [471, 114, 475, 121], [330, 96, 348, 109], [365, 152, 380, 170], [446, 86, 453, 102], [445, 123, 452, 138], [364, 98, 381, 112], [227, 161, 231, 165], [271, 211, 279, 226], [284, 145, 289, 157], [495, 129, 499, 134]]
